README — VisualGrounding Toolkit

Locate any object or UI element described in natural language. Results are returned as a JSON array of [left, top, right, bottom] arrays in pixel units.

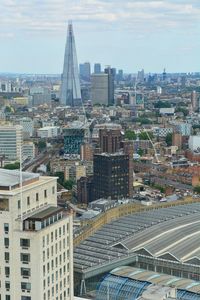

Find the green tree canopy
[[194, 186, 200, 194], [125, 130, 137, 140], [137, 148, 144, 156], [139, 131, 153, 140], [4, 162, 20, 170], [38, 139, 47, 152], [54, 172, 64, 185], [154, 101, 171, 108], [63, 179, 75, 190], [165, 133, 173, 147]]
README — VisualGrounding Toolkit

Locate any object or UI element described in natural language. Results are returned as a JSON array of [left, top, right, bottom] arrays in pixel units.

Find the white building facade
[[0, 125, 23, 161], [0, 169, 73, 300], [37, 126, 59, 138]]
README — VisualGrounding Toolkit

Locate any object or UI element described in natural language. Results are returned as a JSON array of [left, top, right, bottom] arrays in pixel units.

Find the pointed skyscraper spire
[[60, 21, 82, 106]]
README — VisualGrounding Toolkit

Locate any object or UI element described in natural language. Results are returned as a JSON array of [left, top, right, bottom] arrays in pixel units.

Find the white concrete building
[[19, 117, 34, 137], [0, 125, 23, 161], [23, 141, 36, 161], [37, 126, 59, 138], [189, 135, 200, 152], [0, 169, 73, 300]]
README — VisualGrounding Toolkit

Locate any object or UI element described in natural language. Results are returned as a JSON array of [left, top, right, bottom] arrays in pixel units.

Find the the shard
[[60, 21, 82, 106]]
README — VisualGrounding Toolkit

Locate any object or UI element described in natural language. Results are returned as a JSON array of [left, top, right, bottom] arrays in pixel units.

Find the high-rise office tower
[[93, 152, 130, 200], [91, 74, 109, 105], [0, 125, 23, 162], [60, 21, 81, 106], [0, 169, 73, 299], [79, 62, 91, 81], [117, 69, 123, 81], [104, 67, 115, 105], [137, 69, 145, 83], [91, 67, 115, 105], [94, 63, 101, 74], [162, 68, 167, 82]]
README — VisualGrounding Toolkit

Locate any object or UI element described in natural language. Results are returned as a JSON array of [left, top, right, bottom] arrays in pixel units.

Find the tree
[[38, 140, 47, 152], [4, 162, 20, 170], [137, 148, 144, 156], [154, 101, 171, 109], [139, 131, 153, 140], [140, 118, 152, 125], [63, 179, 75, 190], [194, 186, 200, 194], [125, 130, 137, 140], [54, 172, 64, 185], [175, 107, 189, 117], [165, 133, 172, 147]]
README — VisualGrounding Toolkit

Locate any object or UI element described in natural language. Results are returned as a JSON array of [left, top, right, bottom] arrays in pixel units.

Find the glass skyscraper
[[60, 22, 81, 106]]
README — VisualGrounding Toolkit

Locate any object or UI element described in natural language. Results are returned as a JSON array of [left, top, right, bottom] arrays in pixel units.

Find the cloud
[[0, 0, 200, 37]]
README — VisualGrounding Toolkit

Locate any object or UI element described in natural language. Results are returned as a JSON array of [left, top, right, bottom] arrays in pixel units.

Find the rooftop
[[27, 206, 63, 221], [96, 266, 200, 300], [74, 203, 200, 275], [0, 169, 39, 190]]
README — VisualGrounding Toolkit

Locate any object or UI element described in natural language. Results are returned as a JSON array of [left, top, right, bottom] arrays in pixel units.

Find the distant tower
[[94, 63, 101, 74], [60, 21, 81, 106], [162, 68, 167, 81]]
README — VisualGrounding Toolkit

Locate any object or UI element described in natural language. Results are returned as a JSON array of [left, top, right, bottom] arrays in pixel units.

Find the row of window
[[17, 186, 55, 209], [43, 275, 69, 290], [43, 252, 69, 271], [43, 264, 69, 278], [43, 240, 68, 260], [44, 289, 70, 300], [3, 238, 30, 249], [42, 224, 69, 247]]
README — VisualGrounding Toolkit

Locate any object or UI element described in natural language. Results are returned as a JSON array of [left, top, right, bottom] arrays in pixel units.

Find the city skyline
[[0, 0, 200, 73]]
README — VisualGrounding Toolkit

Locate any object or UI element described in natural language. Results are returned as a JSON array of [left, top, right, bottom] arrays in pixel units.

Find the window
[[27, 196, 30, 206], [5, 296, 10, 300], [18, 200, 21, 209], [21, 268, 31, 277], [4, 238, 9, 248], [5, 252, 9, 262], [5, 267, 10, 277], [52, 186, 55, 194], [21, 297, 31, 300], [44, 190, 47, 198], [20, 253, 30, 264], [20, 239, 30, 248], [21, 282, 31, 291], [5, 281, 10, 290], [4, 223, 9, 233], [36, 193, 39, 201]]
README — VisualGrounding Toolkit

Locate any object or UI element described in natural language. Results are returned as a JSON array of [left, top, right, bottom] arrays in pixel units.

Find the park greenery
[[4, 162, 20, 170], [125, 130, 153, 141], [54, 171, 75, 190]]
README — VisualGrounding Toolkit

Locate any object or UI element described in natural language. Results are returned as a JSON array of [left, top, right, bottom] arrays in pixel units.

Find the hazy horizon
[[1, 0, 200, 74]]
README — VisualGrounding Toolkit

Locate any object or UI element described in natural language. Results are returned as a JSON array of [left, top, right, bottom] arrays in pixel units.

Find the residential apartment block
[[0, 169, 73, 300]]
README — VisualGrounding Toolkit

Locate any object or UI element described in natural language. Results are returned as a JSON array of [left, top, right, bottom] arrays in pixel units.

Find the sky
[[0, 0, 200, 74]]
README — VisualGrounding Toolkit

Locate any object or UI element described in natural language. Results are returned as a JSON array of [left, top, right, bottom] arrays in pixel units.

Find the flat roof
[[27, 207, 63, 221], [0, 169, 39, 189]]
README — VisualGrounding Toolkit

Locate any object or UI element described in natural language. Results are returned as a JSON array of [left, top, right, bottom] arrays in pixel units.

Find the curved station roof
[[74, 203, 200, 275]]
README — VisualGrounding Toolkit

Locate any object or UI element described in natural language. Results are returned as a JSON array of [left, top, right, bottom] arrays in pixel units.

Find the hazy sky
[[0, 0, 200, 74]]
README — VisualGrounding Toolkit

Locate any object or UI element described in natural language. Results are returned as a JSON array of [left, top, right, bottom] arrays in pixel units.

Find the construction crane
[[142, 127, 161, 163]]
